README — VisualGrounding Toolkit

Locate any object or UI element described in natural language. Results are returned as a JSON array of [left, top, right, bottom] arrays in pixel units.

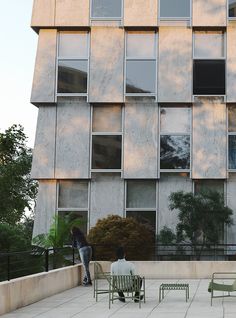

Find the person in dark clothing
[[71, 226, 92, 286]]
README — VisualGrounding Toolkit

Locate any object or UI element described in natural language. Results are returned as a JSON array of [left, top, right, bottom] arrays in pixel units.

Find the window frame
[[192, 30, 226, 98], [158, 0, 192, 21], [125, 31, 158, 99], [90, 0, 124, 21], [228, 105, 236, 172], [57, 180, 90, 234], [56, 31, 90, 100], [90, 104, 123, 173], [159, 106, 192, 173], [125, 180, 158, 234]]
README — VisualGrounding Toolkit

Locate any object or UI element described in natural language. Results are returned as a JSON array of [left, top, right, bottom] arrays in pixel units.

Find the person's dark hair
[[116, 246, 125, 259], [71, 226, 88, 245]]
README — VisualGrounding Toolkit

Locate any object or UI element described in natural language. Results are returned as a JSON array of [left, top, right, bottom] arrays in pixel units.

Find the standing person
[[110, 246, 143, 302], [71, 226, 92, 286]]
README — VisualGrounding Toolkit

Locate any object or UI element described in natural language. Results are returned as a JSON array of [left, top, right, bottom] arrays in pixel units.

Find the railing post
[[45, 249, 49, 272], [7, 254, 10, 281]]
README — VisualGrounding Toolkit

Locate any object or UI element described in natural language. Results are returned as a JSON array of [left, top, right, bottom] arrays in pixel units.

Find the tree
[[157, 226, 176, 245], [0, 125, 38, 224], [169, 190, 233, 246], [88, 215, 155, 261]]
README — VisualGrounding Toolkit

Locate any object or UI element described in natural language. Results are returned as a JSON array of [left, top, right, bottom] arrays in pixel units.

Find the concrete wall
[[55, 98, 90, 179], [90, 173, 124, 227], [227, 27, 236, 102], [192, 0, 227, 26], [124, 0, 158, 26], [158, 27, 192, 102], [31, 29, 57, 105], [89, 27, 124, 103], [192, 97, 227, 179], [55, 0, 89, 26], [158, 174, 193, 231], [124, 101, 158, 178], [31, 0, 55, 27], [0, 265, 82, 316], [32, 180, 57, 237], [31, 106, 56, 179], [227, 174, 236, 244], [133, 261, 236, 279]]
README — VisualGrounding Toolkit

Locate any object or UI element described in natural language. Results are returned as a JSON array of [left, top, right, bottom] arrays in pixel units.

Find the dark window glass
[[126, 211, 156, 232], [160, 135, 190, 169], [58, 211, 88, 235], [127, 180, 156, 208], [58, 60, 87, 93], [193, 60, 225, 95], [229, 135, 236, 169], [91, 0, 122, 18], [92, 135, 122, 169], [160, 0, 190, 18], [194, 180, 224, 195], [229, 0, 236, 17], [126, 60, 156, 94], [58, 181, 88, 209]]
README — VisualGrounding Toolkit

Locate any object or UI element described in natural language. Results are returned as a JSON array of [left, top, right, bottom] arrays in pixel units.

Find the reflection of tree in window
[[160, 135, 190, 169]]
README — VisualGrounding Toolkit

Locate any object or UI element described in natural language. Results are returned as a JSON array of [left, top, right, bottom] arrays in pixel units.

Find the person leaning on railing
[[71, 226, 92, 286]]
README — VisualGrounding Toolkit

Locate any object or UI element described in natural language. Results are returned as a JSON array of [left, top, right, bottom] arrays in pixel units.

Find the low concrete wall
[[133, 261, 236, 279], [0, 265, 82, 316]]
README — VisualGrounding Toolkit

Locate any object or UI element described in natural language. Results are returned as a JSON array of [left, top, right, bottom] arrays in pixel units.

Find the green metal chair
[[208, 272, 236, 305], [109, 274, 145, 309], [93, 261, 111, 301]]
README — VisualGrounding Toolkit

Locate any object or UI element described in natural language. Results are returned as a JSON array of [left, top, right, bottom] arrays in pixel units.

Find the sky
[[0, 0, 38, 148]]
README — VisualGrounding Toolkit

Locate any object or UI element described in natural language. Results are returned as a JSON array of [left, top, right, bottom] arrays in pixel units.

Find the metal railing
[[0, 246, 77, 282]]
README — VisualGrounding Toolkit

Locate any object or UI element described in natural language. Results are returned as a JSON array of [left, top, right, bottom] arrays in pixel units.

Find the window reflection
[[160, 0, 190, 18], [91, 0, 122, 18], [127, 32, 156, 58], [127, 181, 156, 208], [229, 0, 236, 17], [229, 135, 236, 169], [160, 135, 190, 169]]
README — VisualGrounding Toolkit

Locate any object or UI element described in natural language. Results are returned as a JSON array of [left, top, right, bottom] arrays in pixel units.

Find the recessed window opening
[[125, 31, 157, 97], [160, 107, 191, 171], [57, 32, 89, 95], [193, 31, 225, 96], [91, 105, 122, 171], [228, 106, 236, 170]]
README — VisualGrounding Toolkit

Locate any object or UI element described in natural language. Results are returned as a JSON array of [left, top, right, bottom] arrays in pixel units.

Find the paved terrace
[[1, 279, 236, 318]]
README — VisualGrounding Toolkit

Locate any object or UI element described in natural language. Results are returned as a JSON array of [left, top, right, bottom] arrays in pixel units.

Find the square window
[[58, 211, 88, 235], [126, 60, 156, 94], [160, 135, 190, 169], [126, 32, 156, 59], [92, 135, 122, 169], [91, 0, 122, 18], [58, 32, 88, 58], [126, 211, 156, 232], [229, 0, 236, 17], [92, 105, 122, 132], [160, 107, 191, 134], [194, 31, 225, 59], [160, 0, 190, 18], [57, 60, 88, 93], [58, 181, 88, 209], [193, 60, 225, 95], [229, 135, 236, 169], [127, 180, 156, 209]]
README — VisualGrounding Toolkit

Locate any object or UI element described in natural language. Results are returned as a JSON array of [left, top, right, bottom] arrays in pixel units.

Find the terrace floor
[[1, 279, 236, 318]]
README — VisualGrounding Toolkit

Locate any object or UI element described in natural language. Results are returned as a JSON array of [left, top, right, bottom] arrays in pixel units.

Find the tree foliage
[[169, 190, 233, 245], [157, 226, 176, 245], [88, 215, 155, 261], [0, 124, 38, 224]]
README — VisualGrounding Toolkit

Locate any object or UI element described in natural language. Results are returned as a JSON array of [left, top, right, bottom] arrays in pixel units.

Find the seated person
[[110, 246, 143, 303]]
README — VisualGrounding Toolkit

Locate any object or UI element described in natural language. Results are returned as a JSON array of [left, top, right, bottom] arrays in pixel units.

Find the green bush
[[88, 215, 155, 261]]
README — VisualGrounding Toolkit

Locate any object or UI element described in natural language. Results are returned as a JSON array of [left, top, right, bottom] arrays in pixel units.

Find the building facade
[[31, 0, 236, 242]]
